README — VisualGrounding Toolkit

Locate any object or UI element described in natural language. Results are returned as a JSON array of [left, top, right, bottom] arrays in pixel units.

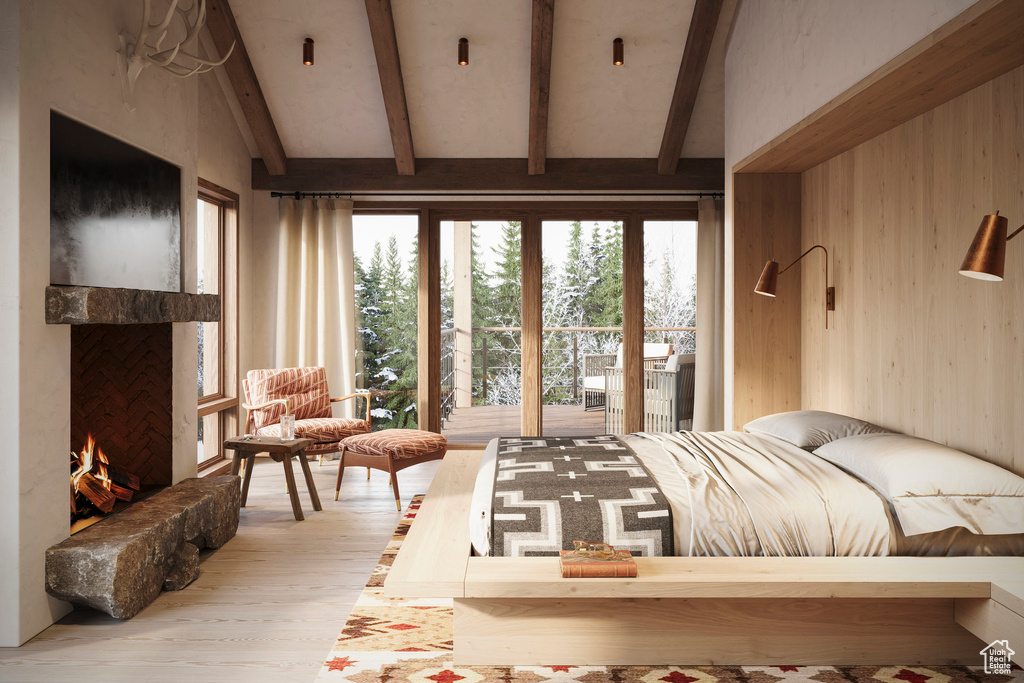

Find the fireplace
[[69, 323, 173, 533], [47, 113, 220, 534], [46, 285, 219, 533]]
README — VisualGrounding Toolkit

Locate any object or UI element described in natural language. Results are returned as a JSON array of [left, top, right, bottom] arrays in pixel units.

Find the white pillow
[[743, 410, 890, 450], [813, 433, 1024, 536]]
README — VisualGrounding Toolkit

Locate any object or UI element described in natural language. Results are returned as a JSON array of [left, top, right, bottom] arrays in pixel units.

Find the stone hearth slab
[[45, 285, 220, 324], [46, 476, 240, 619]]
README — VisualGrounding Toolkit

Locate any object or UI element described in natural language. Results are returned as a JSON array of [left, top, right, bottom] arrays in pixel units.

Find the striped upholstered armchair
[[242, 366, 371, 465]]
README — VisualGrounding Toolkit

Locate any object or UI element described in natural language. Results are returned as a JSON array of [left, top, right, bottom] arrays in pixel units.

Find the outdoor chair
[[604, 353, 695, 433], [242, 366, 371, 466], [581, 342, 673, 410]]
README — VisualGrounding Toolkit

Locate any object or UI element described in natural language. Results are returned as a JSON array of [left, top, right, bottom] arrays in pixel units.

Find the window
[[197, 179, 239, 470]]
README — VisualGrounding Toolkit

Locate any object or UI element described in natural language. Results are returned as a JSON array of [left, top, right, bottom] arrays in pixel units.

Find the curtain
[[275, 198, 357, 417], [694, 197, 725, 431]]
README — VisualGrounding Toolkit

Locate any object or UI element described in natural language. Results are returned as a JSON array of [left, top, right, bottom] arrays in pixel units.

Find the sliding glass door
[[379, 203, 698, 444], [643, 219, 698, 432], [439, 219, 523, 445], [541, 219, 623, 436], [351, 214, 419, 430]]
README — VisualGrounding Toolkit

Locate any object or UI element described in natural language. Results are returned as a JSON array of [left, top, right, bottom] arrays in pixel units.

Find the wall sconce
[[458, 38, 469, 66], [755, 245, 836, 329], [303, 38, 314, 66], [613, 38, 624, 66], [959, 212, 1023, 281]]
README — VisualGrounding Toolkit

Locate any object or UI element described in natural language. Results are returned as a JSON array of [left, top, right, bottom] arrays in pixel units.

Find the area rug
[[316, 496, 1021, 683]]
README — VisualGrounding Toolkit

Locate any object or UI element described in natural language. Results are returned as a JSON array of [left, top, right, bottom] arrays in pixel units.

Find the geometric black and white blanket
[[491, 435, 674, 557]]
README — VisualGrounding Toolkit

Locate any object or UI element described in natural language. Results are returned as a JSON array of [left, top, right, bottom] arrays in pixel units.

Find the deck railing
[[439, 326, 695, 415], [440, 328, 456, 423]]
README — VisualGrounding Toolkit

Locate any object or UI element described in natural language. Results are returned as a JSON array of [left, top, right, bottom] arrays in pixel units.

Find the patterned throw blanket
[[491, 435, 674, 557]]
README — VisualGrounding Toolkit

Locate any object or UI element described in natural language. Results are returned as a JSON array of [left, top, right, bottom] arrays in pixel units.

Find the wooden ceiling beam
[[364, 0, 416, 176], [528, 0, 555, 175], [657, 0, 724, 175], [205, 0, 287, 176], [252, 158, 724, 192]]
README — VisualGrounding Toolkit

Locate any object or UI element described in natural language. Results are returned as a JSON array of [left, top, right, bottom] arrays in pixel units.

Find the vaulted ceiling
[[208, 0, 734, 190]]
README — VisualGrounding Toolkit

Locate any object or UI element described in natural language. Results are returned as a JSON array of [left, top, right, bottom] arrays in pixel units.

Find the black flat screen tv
[[50, 111, 181, 292]]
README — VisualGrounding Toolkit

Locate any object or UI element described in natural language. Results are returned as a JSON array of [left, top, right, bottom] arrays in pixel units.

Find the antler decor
[[117, 0, 235, 111]]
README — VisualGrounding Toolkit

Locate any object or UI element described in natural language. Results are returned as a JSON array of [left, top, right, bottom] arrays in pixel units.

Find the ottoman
[[334, 429, 447, 510]]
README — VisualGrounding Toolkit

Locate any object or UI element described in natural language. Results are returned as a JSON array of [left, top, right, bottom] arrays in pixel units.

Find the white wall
[[721, 0, 976, 428], [197, 72, 254, 403], [0, 0, 22, 649], [4, 0, 252, 646], [246, 191, 280, 381]]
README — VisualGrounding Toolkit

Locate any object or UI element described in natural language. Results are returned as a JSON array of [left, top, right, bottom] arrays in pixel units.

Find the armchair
[[604, 353, 695, 434], [581, 343, 673, 410], [242, 366, 371, 466]]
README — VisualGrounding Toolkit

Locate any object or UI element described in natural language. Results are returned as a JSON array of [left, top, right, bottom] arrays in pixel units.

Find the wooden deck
[[441, 404, 606, 444]]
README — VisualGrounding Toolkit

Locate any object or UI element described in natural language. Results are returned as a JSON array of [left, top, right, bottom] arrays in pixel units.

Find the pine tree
[[469, 225, 492, 404], [385, 234, 420, 428], [482, 222, 523, 406], [490, 221, 522, 326], [593, 223, 623, 329], [644, 249, 697, 352]]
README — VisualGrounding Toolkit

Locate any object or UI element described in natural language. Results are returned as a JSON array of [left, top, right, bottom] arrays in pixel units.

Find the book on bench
[[559, 541, 637, 578]]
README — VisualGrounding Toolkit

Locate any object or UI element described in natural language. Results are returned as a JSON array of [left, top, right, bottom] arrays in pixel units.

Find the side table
[[223, 436, 323, 521]]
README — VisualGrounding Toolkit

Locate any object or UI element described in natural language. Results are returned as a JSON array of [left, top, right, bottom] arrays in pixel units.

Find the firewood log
[[105, 464, 141, 491], [75, 474, 116, 512], [108, 483, 134, 502]]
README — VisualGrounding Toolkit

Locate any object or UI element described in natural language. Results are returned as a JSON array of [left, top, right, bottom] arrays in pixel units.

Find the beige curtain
[[694, 197, 725, 431], [275, 198, 357, 417]]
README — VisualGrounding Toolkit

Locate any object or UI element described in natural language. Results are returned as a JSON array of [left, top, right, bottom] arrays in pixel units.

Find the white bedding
[[471, 431, 894, 556], [635, 431, 894, 556], [469, 431, 1024, 557]]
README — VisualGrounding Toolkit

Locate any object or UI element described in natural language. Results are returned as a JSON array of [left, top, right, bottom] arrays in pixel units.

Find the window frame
[[197, 178, 240, 473], [353, 201, 698, 442]]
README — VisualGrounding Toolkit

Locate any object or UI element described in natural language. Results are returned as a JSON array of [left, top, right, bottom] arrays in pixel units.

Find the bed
[[384, 411, 1024, 666], [471, 428, 1024, 559]]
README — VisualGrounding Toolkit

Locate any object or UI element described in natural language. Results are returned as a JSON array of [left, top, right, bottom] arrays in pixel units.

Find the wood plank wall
[[801, 65, 1024, 475], [732, 174, 803, 428]]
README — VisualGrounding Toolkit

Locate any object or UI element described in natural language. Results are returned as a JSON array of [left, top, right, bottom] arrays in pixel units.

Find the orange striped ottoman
[[334, 429, 447, 510]]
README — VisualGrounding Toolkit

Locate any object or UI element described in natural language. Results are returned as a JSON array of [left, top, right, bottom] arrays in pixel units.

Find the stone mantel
[[45, 285, 220, 325]]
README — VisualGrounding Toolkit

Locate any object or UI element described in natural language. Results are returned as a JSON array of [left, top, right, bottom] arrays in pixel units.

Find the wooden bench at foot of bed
[[385, 451, 1024, 666]]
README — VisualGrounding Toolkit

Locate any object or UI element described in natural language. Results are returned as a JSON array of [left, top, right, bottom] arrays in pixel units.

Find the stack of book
[[559, 541, 637, 578]]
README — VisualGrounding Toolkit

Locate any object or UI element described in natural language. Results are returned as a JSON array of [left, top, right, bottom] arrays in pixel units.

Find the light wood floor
[[0, 454, 452, 683], [442, 404, 606, 444]]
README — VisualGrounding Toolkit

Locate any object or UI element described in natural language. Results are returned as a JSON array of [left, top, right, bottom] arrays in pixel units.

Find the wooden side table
[[223, 436, 322, 521]]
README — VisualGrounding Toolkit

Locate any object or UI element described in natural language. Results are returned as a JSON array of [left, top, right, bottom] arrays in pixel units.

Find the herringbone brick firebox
[[70, 323, 173, 529]]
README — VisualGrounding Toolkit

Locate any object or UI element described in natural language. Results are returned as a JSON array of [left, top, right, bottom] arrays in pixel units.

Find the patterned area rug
[[316, 496, 1022, 683]]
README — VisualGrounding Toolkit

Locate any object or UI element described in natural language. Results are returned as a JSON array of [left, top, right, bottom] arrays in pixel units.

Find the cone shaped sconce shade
[[458, 38, 469, 66], [960, 213, 1013, 281], [753, 245, 835, 328], [303, 38, 314, 66], [613, 38, 624, 66], [754, 260, 780, 297]]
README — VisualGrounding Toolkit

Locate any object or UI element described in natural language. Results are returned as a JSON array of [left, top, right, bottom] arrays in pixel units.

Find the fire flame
[[70, 434, 112, 492]]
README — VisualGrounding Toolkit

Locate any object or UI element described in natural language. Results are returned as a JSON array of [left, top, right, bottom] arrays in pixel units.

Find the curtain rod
[[270, 191, 724, 199]]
